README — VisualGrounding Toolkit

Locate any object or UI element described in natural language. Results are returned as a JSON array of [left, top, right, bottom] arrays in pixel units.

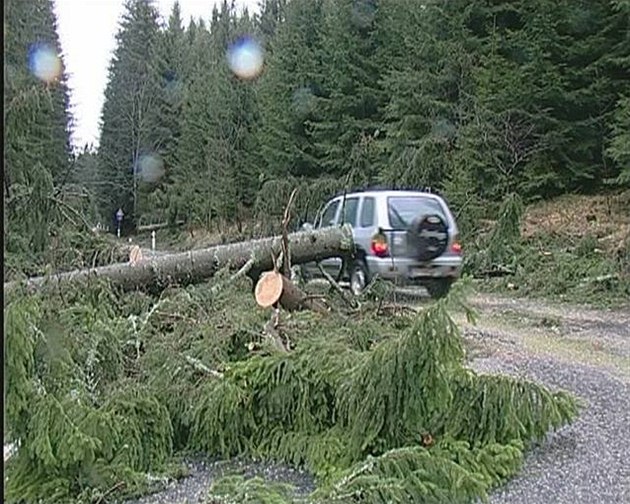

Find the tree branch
[[280, 188, 299, 276]]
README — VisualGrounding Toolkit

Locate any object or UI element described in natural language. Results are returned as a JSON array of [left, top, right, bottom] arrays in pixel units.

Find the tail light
[[371, 231, 389, 257], [451, 235, 462, 254]]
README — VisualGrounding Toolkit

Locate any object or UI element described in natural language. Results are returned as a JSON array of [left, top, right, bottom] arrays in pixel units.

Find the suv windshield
[[387, 196, 445, 228]]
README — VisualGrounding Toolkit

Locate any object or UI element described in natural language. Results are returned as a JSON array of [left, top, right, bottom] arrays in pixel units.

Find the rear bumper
[[366, 255, 463, 282]]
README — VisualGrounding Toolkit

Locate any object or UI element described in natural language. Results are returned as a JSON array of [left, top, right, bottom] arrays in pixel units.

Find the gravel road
[[123, 458, 314, 504], [122, 291, 630, 504], [460, 293, 630, 504]]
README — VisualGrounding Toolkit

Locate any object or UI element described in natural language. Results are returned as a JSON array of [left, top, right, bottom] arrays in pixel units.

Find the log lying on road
[[4, 225, 354, 302]]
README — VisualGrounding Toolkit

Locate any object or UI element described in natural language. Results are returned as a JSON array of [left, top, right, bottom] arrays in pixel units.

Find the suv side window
[[318, 200, 340, 228], [340, 197, 359, 227], [360, 196, 375, 227]]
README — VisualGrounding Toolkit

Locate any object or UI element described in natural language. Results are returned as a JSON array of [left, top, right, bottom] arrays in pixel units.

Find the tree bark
[[4, 225, 354, 302]]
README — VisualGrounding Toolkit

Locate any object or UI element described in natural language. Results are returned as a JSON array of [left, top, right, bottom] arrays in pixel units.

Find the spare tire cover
[[407, 214, 449, 262]]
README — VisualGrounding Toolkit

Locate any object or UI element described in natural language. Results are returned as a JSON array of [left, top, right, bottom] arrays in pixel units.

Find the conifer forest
[[3, 0, 630, 503]]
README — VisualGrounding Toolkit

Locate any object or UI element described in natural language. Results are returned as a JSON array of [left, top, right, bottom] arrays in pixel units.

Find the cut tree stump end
[[255, 271, 284, 307]]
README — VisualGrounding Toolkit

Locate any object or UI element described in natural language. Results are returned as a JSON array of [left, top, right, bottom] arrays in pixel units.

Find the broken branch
[[281, 188, 299, 276], [184, 355, 224, 378], [317, 263, 358, 309]]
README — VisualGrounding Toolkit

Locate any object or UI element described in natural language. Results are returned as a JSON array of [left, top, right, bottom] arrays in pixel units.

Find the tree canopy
[[5, 0, 629, 266]]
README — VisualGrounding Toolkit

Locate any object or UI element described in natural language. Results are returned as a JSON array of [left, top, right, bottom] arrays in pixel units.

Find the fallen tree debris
[[4, 225, 354, 304], [210, 257, 256, 296], [184, 355, 224, 378], [317, 263, 359, 309], [280, 188, 299, 277], [129, 245, 143, 265], [3, 278, 579, 504], [476, 265, 516, 278]]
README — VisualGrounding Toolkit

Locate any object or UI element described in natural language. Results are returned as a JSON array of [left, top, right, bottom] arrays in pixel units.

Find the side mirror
[[301, 222, 314, 232]]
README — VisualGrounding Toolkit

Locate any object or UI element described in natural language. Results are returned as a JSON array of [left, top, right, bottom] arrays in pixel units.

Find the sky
[[53, 0, 260, 151]]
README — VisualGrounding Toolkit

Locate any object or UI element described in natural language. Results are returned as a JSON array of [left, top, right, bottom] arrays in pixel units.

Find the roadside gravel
[[122, 458, 314, 504], [462, 293, 630, 504], [470, 349, 630, 503]]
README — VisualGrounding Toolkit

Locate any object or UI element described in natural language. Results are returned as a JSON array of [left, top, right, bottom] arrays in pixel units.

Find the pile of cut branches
[[4, 275, 578, 503]]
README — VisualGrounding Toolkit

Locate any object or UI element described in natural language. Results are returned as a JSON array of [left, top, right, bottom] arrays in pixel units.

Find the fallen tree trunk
[[4, 225, 354, 303]]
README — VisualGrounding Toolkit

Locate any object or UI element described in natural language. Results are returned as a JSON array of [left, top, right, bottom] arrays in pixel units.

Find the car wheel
[[349, 259, 369, 296], [424, 278, 453, 299]]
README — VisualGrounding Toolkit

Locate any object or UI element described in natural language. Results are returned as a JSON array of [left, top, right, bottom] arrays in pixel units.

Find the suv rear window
[[387, 196, 445, 228]]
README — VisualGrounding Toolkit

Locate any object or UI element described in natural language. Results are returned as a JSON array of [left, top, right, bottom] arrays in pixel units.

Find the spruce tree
[[4, 0, 72, 269], [460, 0, 630, 197], [172, 2, 261, 230], [378, 0, 473, 190], [144, 1, 188, 224], [310, 0, 385, 184], [71, 146, 103, 225], [605, 0, 630, 186], [607, 96, 630, 186], [256, 0, 326, 180], [97, 0, 161, 228], [257, 0, 287, 45], [171, 19, 215, 228]]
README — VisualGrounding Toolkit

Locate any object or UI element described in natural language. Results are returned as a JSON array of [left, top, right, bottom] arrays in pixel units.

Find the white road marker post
[[116, 208, 124, 239]]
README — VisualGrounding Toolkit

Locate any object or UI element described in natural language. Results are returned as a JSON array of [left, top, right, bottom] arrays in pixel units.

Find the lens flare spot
[[138, 154, 165, 183], [431, 118, 456, 140], [28, 43, 62, 83], [227, 36, 264, 80], [292, 87, 317, 117], [351, 1, 377, 29]]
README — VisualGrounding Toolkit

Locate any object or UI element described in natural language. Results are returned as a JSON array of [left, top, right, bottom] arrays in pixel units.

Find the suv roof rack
[[332, 185, 441, 198]]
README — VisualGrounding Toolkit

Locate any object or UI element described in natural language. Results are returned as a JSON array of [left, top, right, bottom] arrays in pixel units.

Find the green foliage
[[337, 302, 464, 459], [606, 96, 630, 186], [4, 279, 579, 503], [166, 3, 261, 231], [487, 233, 630, 306], [13, 0, 630, 499], [254, 175, 351, 235], [4, 285, 174, 503], [2, 0, 102, 278], [445, 374, 578, 446], [314, 440, 523, 503], [466, 193, 525, 274], [256, 0, 326, 180], [377, 0, 472, 191], [61, 0, 628, 246], [465, 191, 629, 306], [309, 0, 385, 180]]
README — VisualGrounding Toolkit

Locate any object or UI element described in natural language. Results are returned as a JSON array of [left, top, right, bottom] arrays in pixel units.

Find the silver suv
[[301, 189, 463, 298]]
